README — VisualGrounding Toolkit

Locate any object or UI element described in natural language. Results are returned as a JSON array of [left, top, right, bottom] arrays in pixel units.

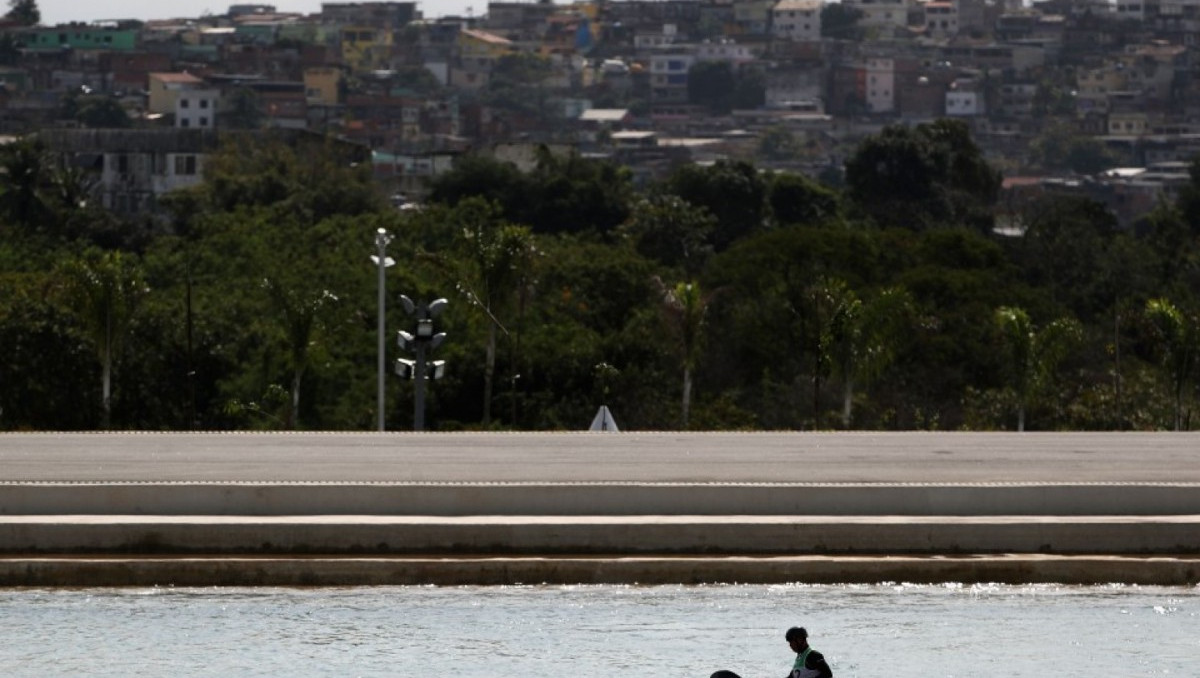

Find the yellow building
[[452, 29, 515, 90], [147, 72, 205, 115], [304, 66, 343, 106], [457, 28, 515, 67], [340, 25, 394, 73]]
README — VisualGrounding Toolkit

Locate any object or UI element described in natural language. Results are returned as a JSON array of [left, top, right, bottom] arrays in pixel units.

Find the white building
[[945, 88, 985, 116], [694, 40, 757, 63], [1111, 0, 1146, 20], [649, 50, 695, 103], [923, 1, 959, 36], [772, 0, 823, 41], [844, 0, 910, 34], [865, 58, 895, 113], [174, 88, 220, 129]]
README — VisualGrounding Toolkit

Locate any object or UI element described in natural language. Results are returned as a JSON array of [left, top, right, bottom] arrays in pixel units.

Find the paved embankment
[[1, 432, 1198, 586], [4, 554, 1196, 587]]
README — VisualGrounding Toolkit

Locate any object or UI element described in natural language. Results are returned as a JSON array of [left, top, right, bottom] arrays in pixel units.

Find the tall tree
[[443, 198, 537, 426], [993, 306, 1083, 431], [823, 284, 913, 428], [57, 249, 147, 429], [620, 194, 715, 277], [1016, 194, 1119, 321], [0, 137, 50, 231], [821, 2, 864, 39], [844, 119, 1001, 232], [687, 60, 736, 115], [768, 171, 841, 226], [5, 0, 39, 26], [261, 276, 339, 430], [1143, 298, 1199, 431], [664, 160, 768, 251], [653, 278, 714, 429]]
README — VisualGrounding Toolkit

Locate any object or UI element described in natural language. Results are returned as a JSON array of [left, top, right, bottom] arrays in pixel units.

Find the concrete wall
[[4, 483, 1199, 516]]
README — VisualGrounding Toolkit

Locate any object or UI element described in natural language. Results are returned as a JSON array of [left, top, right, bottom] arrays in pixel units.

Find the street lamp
[[369, 228, 395, 431], [396, 295, 448, 431]]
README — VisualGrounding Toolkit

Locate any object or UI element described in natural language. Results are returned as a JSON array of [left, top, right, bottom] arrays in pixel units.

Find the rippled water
[[1, 583, 1197, 677]]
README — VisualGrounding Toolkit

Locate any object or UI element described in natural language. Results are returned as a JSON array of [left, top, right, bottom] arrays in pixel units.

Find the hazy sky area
[[39, 0, 481, 26]]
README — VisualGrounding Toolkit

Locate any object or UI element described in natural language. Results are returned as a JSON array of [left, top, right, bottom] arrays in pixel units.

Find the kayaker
[[785, 626, 833, 678]]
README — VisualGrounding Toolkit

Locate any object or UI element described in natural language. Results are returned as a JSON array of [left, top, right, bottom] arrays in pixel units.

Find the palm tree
[[1144, 298, 1199, 430], [823, 284, 913, 428], [446, 198, 536, 426], [261, 277, 338, 430], [58, 250, 147, 428], [994, 306, 1082, 431], [653, 277, 713, 429]]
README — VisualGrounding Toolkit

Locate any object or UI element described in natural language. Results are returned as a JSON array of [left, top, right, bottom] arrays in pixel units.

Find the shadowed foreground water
[[2, 583, 1197, 677]]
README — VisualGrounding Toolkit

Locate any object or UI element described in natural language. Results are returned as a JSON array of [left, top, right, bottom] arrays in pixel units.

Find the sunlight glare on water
[[1, 583, 1197, 677]]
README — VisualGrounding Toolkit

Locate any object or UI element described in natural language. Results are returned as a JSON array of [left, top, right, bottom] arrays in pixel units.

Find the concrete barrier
[[2, 515, 1198, 556], [3, 432, 1198, 586], [3, 482, 1199, 516], [2, 554, 1197, 587]]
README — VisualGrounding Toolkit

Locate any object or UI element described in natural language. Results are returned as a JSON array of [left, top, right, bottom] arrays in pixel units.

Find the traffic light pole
[[396, 295, 447, 432]]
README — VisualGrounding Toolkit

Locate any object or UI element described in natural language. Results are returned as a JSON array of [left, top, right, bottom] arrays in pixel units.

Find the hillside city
[[0, 0, 1195, 225], [8, 0, 1200, 434]]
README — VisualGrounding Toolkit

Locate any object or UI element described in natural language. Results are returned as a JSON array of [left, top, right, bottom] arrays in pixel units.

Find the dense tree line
[[3, 120, 1200, 431]]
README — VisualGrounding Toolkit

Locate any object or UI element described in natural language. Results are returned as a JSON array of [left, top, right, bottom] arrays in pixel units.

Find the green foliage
[[758, 126, 805, 163], [2, 117, 1195, 432], [1014, 194, 1128, 321], [423, 197, 538, 425], [992, 306, 1083, 431], [427, 153, 528, 214], [526, 148, 633, 236], [222, 88, 263, 130], [821, 283, 914, 427], [56, 248, 148, 428], [61, 94, 131, 129], [428, 150, 632, 236], [1142, 298, 1200, 430], [390, 66, 442, 95], [687, 60, 736, 114], [6, 0, 38, 26], [1029, 122, 1115, 174], [768, 171, 841, 226], [653, 277, 715, 428], [844, 119, 1001, 232], [484, 52, 554, 117], [0, 267, 98, 429], [619, 194, 715, 276], [821, 2, 865, 40], [663, 160, 768, 251], [687, 61, 764, 114], [197, 134, 383, 221]]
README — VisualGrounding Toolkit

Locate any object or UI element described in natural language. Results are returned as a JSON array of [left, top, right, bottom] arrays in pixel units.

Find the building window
[[200, 99, 209, 109], [180, 118, 190, 128], [199, 116, 209, 127], [175, 155, 197, 175], [180, 98, 190, 108]]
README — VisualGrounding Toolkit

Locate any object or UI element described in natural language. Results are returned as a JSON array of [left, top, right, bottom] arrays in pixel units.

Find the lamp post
[[370, 228, 395, 431], [396, 295, 448, 431]]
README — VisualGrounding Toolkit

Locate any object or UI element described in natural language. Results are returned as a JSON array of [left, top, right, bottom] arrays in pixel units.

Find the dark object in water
[[711, 672, 742, 678]]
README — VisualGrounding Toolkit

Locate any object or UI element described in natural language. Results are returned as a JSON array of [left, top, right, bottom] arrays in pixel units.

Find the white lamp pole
[[370, 228, 395, 431]]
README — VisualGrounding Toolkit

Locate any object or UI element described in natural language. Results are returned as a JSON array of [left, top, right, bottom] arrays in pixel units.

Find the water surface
[[2, 583, 1196, 677]]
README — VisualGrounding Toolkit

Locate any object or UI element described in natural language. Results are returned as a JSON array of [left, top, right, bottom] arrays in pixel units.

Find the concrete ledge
[[3, 515, 1198, 555], [3, 483, 1199, 516], [1, 554, 1196, 587]]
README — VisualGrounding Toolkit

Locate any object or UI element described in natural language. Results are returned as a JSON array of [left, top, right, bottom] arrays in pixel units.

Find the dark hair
[[785, 627, 807, 641]]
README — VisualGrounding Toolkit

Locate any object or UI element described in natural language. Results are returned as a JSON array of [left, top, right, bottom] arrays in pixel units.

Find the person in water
[[785, 626, 833, 678], [709, 627, 832, 678]]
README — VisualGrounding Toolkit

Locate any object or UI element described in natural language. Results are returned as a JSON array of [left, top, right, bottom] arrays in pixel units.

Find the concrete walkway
[[1, 432, 1197, 586]]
